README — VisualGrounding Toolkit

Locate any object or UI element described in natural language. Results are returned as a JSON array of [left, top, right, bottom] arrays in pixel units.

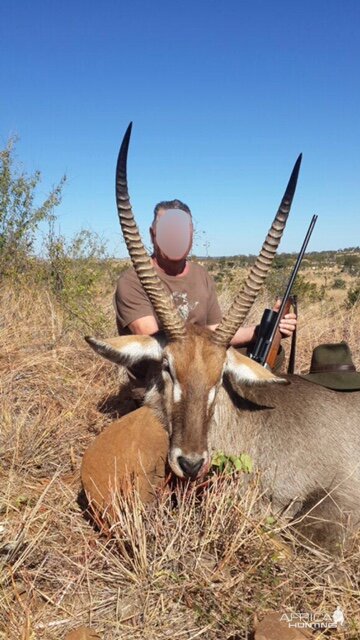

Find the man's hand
[[273, 299, 297, 338]]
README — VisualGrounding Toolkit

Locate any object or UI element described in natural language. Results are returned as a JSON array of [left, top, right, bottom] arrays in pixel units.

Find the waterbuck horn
[[116, 123, 186, 340], [212, 154, 302, 346]]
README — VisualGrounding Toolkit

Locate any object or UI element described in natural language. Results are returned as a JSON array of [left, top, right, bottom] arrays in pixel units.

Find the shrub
[[42, 224, 120, 333], [346, 285, 360, 308], [265, 271, 324, 303], [0, 136, 65, 277], [342, 254, 360, 274], [332, 278, 346, 289]]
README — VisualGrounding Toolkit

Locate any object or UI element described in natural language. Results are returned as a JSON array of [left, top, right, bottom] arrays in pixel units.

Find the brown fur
[[170, 326, 225, 388], [165, 327, 225, 459], [81, 407, 169, 512]]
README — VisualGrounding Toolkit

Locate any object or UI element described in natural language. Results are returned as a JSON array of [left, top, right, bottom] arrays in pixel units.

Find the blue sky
[[1, 0, 359, 257]]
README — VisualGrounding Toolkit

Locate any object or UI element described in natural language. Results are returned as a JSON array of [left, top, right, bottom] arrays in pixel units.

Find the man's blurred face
[[151, 208, 193, 261]]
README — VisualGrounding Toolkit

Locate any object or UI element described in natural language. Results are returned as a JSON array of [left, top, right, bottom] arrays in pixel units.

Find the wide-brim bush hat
[[301, 342, 360, 391]]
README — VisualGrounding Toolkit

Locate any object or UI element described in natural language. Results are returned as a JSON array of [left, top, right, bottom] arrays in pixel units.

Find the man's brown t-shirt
[[114, 261, 222, 333]]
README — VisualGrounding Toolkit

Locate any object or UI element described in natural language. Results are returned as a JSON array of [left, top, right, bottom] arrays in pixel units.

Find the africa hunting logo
[[281, 606, 345, 630]]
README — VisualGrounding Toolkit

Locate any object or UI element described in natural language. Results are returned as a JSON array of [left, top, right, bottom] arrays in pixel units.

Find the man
[[114, 199, 296, 349]]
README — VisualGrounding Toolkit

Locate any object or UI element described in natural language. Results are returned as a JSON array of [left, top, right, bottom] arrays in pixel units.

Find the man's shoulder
[[117, 266, 137, 282], [116, 266, 142, 287], [188, 261, 208, 274], [116, 266, 145, 297]]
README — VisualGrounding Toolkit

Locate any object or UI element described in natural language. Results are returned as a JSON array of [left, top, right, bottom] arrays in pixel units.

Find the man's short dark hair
[[152, 199, 191, 226]]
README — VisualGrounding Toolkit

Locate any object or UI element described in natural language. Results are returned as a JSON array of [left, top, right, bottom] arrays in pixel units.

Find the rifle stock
[[264, 298, 293, 370]]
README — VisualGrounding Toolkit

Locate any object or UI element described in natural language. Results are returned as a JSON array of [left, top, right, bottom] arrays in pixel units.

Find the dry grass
[[1, 280, 360, 639]]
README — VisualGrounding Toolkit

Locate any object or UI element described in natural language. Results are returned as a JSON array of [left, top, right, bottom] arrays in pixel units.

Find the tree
[[342, 254, 360, 275], [0, 136, 65, 276]]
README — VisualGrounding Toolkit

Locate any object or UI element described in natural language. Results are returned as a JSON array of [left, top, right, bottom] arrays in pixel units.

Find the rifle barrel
[[262, 214, 318, 364]]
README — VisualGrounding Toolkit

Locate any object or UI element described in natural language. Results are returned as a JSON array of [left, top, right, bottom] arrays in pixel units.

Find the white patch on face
[[173, 381, 182, 403], [165, 352, 182, 403], [202, 450, 210, 468], [168, 447, 185, 478], [207, 386, 216, 409], [166, 352, 176, 375], [143, 385, 158, 405]]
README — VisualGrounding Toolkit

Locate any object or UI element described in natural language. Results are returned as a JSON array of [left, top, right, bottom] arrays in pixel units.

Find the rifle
[[249, 215, 318, 370]]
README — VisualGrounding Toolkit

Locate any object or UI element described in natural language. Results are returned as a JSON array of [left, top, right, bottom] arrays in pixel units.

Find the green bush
[[0, 136, 128, 333], [332, 278, 346, 289], [346, 285, 360, 308], [0, 136, 65, 277], [341, 254, 360, 275], [265, 270, 324, 303], [43, 224, 121, 333]]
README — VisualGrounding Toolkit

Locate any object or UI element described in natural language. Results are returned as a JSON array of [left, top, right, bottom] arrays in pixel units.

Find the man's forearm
[[128, 315, 160, 335], [230, 325, 257, 347], [207, 324, 257, 347], [208, 310, 297, 346]]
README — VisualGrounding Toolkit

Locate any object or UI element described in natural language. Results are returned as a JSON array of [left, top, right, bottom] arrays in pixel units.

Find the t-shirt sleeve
[[114, 269, 155, 331], [205, 273, 223, 325]]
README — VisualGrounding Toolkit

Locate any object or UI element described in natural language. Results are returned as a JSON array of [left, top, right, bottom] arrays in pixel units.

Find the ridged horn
[[212, 154, 302, 346], [116, 123, 186, 340]]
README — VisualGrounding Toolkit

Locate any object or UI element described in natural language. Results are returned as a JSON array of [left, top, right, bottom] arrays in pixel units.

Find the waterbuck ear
[[224, 348, 288, 386], [85, 335, 164, 366]]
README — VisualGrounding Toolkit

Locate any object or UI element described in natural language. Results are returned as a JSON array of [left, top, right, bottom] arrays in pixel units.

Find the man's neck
[[152, 254, 188, 276]]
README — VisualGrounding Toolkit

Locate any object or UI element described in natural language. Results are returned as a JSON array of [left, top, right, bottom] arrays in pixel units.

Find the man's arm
[[128, 315, 160, 335], [207, 302, 297, 346], [115, 269, 161, 335], [206, 323, 258, 345]]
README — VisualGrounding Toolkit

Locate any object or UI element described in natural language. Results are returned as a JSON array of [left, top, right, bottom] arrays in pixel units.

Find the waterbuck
[[86, 124, 360, 549]]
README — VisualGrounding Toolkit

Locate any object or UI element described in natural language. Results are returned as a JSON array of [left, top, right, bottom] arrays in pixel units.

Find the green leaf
[[239, 453, 253, 473], [211, 451, 253, 475], [15, 495, 28, 508]]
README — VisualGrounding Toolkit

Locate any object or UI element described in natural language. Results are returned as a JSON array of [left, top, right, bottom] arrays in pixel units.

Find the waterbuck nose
[[178, 456, 204, 479]]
